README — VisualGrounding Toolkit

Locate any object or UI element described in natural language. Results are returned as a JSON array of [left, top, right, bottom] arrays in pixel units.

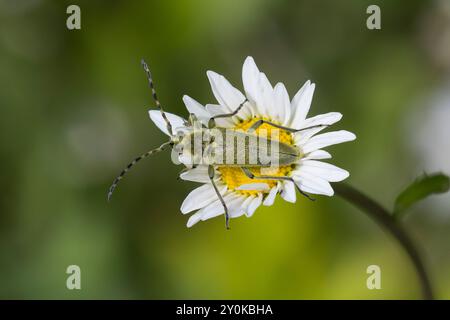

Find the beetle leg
[[247, 120, 327, 134], [208, 165, 230, 229], [208, 98, 248, 128], [240, 167, 315, 201]]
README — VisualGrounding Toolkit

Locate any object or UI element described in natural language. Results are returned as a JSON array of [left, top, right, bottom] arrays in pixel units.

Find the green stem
[[334, 183, 433, 300]]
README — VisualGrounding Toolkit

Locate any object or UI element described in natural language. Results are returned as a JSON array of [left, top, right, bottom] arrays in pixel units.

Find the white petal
[[206, 71, 246, 112], [199, 193, 236, 221], [294, 126, 325, 146], [240, 102, 253, 120], [263, 184, 279, 206], [182, 95, 211, 125], [196, 193, 247, 221], [198, 193, 247, 221], [300, 112, 342, 129], [205, 103, 227, 114], [255, 72, 273, 117], [258, 81, 273, 118], [243, 101, 257, 118], [242, 195, 255, 210], [179, 166, 211, 183], [303, 150, 332, 160], [236, 183, 270, 191], [299, 160, 349, 182], [294, 113, 343, 145], [242, 56, 261, 105], [246, 194, 262, 217], [181, 184, 226, 214], [205, 104, 236, 127], [259, 72, 273, 93], [289, 81, 315, 126], [291, 81, 309, 109], [273, 82, 291, 125], [149, 110, 186, 136], [178, 153, 193, 167], [232, 100, 252, 120], [187, 212, 202, 228], [302, 130, 356, 153], [264, 83, 278, 122], [292, 171, 334, 196], [195, 200, 224, 222], [241, 57, 279, 119], [228, 196, 248, 218], [280, 180, 296, 203]]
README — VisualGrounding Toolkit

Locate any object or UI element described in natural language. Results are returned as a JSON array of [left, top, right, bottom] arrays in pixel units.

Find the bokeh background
[[1, 0, 449, 299]]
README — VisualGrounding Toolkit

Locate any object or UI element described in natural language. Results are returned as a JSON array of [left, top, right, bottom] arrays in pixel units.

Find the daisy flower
[[149, 56, 356, 227]]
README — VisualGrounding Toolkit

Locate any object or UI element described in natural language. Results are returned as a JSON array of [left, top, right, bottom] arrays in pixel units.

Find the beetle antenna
[[107, 141, 172, 201], [141, 59, 173, 136]]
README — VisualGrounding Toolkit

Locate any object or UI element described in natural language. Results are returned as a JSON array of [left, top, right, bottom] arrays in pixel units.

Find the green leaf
[[394, 173, 450, 218]]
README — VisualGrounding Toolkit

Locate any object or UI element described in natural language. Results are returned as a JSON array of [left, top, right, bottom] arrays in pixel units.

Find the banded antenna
[[141, 59, 173, 136], [107, 60, 175, 201], [107, 141, 171, 201]]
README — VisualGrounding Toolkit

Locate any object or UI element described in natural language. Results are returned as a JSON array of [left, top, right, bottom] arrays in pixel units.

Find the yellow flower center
[[217, 117, 295, 196]]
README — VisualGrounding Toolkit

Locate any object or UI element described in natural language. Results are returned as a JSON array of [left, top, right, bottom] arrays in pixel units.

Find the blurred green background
[[1, 0, 450, 299]]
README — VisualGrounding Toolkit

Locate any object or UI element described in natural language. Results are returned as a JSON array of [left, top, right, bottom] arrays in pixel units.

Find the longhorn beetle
[[108, 59, 327, 229]]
